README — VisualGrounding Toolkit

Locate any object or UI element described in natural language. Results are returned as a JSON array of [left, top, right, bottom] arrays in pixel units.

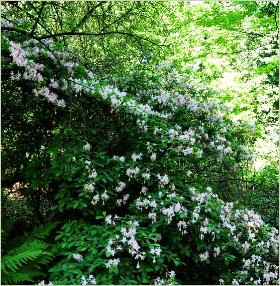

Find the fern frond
[[2, 268, 44, 284], [2, 250, 43, 272], [12, 239, 48, 255], [30, 222, 59, 240], [35, 252, 54, 265], [1, 223, 56, 285]]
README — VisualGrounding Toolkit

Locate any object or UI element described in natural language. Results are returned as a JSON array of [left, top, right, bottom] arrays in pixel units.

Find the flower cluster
[[7, 39, 66, 107]]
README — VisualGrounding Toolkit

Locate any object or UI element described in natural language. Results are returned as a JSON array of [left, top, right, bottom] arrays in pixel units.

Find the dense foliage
[[1, 1, 279, 285]]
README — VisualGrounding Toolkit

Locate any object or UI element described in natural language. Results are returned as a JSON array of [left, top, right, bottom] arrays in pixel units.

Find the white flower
[[155, 277, 165, 285], [242, 241, 250, 252], [223, 146, 232, 154], [105, 215, 114, 225], [218, 279, 224, 285], [105, 258, 120, 268], [189, 186, 196, 194], [206, 186, 212, 192], [148, 212, 157, 223], [85, 183, 95, 193], [174, 202, 181, 212], [182, 147, 193, 155], [83, 142, 91, 151], [150, 153, 157, 161], [150, 200, 157, 208], [150, 247, 161, 256], [232, 279, 240, 285], [88, 275, 96, 285], [89, 169, 97, 179], [91, 194, 99, 205], [167, 192, 176, 199], [73, 253, 83, 262], [199, 251, 209, 261], [162, 206, 175, 223], [126, 167, 140, 178], [142, 172, 151, 181], [200, 226, 208, 235], [157, 174, 169, 188], [81, 275, 87, 286], [187, 171, 192, 177], [116, 181, 126, 192], [49, 79, 59, 89], [177, 221, 187, 232], [101, 191, 109, 201], [168, 270, 175, 278], [213, 247, 221, 257], [85, 160, 91, 166], [203, 218, 209, 226], [122, 194, 130, 204], [131, 153, 142, 161], [57, 99, 66, 107], [140, 186, 148, 194], [248, 231, 255, 240], [106, 246, 116, 256]]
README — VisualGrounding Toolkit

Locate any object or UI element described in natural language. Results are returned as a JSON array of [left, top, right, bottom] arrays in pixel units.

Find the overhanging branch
[[37, 31, 167, 47]]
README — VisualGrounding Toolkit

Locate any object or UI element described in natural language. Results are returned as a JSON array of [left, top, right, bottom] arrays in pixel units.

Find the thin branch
[[30, 2, 46, 36]]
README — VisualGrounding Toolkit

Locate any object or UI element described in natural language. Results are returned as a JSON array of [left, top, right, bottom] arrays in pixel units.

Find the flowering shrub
[[1, 26, 278, 285]]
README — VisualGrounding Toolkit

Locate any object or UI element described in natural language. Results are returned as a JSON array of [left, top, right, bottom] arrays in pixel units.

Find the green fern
[[1, 221, 57, 285], [29, 222, 58, 240]]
